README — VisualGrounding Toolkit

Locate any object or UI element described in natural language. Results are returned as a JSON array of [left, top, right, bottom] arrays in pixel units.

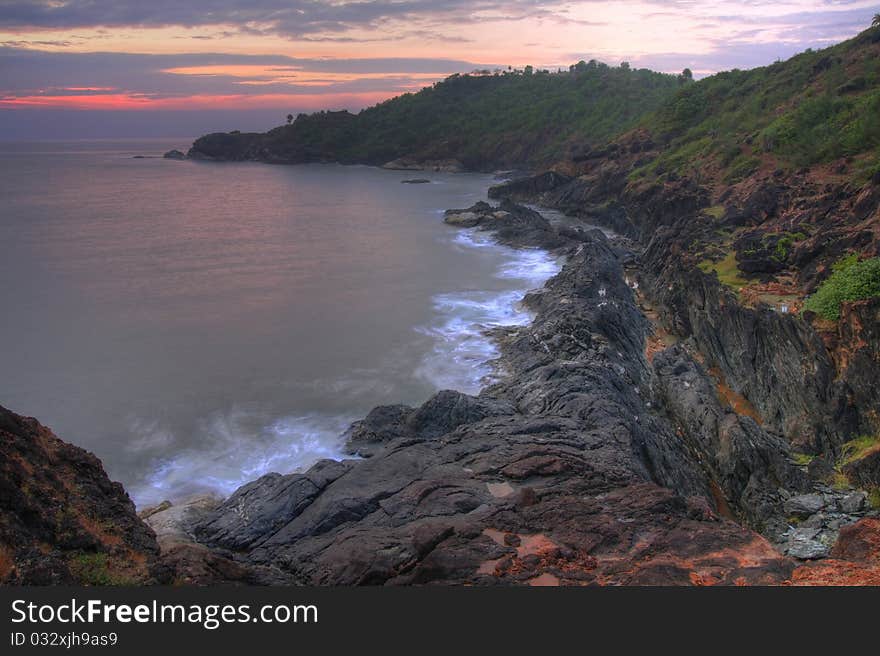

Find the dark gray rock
[[652, 344, 807, 532], [842, 443, 880, 489], [784, 493, 826, 518], [840, 491, 868, 514], [190, 228, 798, 585], [488, 171, 571, 201], [344, 392, 514, 458], [195, 459, 353, 551], [407, 390, 515, 439], [444, 201, 572, 251], [345, 404, 414, 457], [785, 528, 830, 560]]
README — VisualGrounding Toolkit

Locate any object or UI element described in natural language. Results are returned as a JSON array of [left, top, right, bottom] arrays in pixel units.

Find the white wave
[[496, 249, 562, 287], [130, 410, 352, 507], [416, 228, 561, 394], [135, 228, 560, 507]]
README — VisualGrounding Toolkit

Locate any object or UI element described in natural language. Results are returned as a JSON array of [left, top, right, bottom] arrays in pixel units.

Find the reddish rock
[[790, 519, 880, 585]]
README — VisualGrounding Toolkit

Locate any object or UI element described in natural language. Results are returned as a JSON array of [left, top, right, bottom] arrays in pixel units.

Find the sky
[[1, 0, 879, 139]]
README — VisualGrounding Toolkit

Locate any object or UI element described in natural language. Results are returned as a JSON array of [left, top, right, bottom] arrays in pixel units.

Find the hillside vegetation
[[190, 63, 687, 170], [803, 255, 880, 320], [631, 27, 880, 185]]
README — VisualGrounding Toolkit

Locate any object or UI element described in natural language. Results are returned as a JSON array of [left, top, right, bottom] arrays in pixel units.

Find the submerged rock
[[383, 157, 464, 173]]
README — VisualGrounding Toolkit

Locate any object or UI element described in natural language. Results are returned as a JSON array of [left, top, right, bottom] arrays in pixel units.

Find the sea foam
[[131, 410, 352, 506], [415, 228, 561, 394], [135, 225, 561, 507]]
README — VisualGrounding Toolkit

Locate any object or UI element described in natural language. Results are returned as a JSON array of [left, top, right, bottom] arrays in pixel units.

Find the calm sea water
[[0, 139, 559, 506]]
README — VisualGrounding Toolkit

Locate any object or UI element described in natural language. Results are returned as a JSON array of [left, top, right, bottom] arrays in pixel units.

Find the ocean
[[0, 139, 560, 506]]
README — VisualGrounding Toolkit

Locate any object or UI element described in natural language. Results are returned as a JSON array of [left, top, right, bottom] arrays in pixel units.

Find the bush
[[804, 256, 880, 320]]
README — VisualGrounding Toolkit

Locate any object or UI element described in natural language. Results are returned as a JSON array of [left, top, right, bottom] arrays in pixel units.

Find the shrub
[[804, 256, 880, 320]]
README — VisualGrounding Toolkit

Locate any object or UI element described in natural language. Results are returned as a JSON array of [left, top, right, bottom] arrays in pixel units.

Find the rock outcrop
[[384, 158, 464, 173], [3, 190, 878, 585], [190, 213, 819, 585], [0, 406, 162, 584], [790, 518, 880, 585], [488, 136, 880, 454], [138, 495, 295, 585]]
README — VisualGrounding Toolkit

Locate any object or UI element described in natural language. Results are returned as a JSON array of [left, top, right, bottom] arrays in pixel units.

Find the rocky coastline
[[137, 195, 880, 584], [3, 172, 879, 585]]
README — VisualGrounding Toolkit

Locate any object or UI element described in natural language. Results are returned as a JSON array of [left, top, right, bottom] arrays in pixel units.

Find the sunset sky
[[2, 1, 879, 138]]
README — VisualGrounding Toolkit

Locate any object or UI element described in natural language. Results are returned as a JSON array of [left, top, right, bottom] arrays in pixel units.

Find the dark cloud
[[0, 0, 557, 37], [0, 47, 489, 99]]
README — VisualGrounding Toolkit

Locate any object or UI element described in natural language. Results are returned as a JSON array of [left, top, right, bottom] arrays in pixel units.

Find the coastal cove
[[0, 15, 880, 592], [0, 140, 561, 507]]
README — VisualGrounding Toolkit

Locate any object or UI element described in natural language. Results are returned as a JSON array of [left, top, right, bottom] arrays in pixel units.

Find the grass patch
[[698, 251, 750, 290], [841, 434, 880, 465], [791, 452, 815, 466], [723, 154, 761, 183], [704, 205, 726, 220], [869, 488, 880, 510], [803, 255, 880, 320], [830, 471, 851, 490], [68, 553, 133, 586]]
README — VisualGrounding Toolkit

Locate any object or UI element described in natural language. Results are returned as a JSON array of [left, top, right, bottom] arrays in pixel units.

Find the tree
[[620, 61, 630, 71], [681, 68, 693, 81], [524, 65, 534, 75], [873, 13, 880, 28], [286, 114, 294, 125]]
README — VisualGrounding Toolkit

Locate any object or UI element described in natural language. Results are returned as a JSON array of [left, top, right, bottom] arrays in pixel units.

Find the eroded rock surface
[[192, 216, 815, 585]]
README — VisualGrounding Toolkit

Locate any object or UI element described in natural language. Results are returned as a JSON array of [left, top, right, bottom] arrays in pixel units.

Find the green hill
[[190, 26, 880, 185], [189, 63, 688, 170], [630, 27, 880, 186]]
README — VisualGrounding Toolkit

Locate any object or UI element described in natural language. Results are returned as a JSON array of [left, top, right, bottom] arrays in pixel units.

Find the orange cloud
[[161, 65, 448, 87], [0, 91, 396, 111]]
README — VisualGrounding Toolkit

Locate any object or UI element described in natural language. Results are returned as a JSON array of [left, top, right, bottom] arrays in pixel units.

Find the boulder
[[785, 528, 830, 560], [345, 404, 414, 457], [443, 211, 481, 227], [784, 493, 827, 518]]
